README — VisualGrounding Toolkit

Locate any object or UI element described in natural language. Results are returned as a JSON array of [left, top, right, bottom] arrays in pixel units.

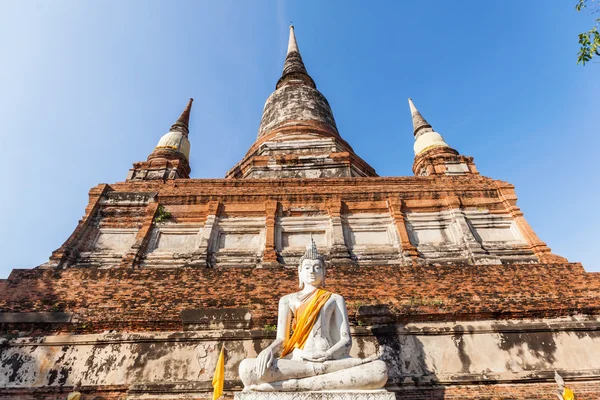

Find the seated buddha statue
[[239, 237, 388, 391]]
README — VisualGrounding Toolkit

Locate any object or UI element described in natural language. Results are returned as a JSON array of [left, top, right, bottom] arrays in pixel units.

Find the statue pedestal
[[235, 391, 395, 400]]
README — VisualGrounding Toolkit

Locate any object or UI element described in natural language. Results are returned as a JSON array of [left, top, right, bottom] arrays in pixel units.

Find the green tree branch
[[577, 0, 600, 65]]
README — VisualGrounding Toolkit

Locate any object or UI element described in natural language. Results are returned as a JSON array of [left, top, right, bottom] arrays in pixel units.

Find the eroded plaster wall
[[2, 318, 599, 392]]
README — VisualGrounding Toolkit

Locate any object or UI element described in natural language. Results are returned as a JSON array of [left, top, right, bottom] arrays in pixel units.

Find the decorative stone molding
[[119, 202, 160, 268], [143, 223, 205, 268], [183, 201, 220, 268], [342, 212, 402, 265], [387, 198, 418, 261], [262, 200, 280, 267], [212, 216, 266, 267], [276, 214, 331, 266], [327, 199, 354, 265]]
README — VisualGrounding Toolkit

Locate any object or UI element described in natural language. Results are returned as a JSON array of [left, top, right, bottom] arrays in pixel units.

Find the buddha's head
[[298, 236, 325, 288]]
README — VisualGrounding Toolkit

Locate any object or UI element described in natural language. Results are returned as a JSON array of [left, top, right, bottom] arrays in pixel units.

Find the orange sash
[[281, 289, 332, 357]]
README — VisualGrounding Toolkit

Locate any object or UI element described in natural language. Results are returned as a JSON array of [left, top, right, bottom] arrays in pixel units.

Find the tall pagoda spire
[[126, 98, 194, 181], [225, 25, 376, 179], [277, 25, 315, 89], [408, 98, 478, 177]]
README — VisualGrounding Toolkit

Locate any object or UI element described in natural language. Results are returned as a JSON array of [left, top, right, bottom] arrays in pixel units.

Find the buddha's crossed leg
[[239, 356, 386, 391]]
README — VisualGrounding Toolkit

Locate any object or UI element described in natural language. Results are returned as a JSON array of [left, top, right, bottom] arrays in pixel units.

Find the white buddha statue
[[239, 237, 388, 391]]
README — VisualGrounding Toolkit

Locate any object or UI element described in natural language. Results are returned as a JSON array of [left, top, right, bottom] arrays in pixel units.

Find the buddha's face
[[299, 258, 325, 288]]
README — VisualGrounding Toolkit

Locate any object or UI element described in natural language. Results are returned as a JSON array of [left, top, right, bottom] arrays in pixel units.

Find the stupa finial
[[407, 98, 433, 137], [277, 24, 314, 89], [170, 98, 194, 136], [287, 24, 299, 54]]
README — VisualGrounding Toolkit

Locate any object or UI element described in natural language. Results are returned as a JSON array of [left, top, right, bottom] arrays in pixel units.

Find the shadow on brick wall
[[364, 304, 445, 400]]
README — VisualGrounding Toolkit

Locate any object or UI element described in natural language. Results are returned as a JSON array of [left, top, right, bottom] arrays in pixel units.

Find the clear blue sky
[[0, 1, 598, 278]]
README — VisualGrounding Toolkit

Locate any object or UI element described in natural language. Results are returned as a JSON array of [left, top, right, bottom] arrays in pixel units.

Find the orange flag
[[212, 344, 225, 400]]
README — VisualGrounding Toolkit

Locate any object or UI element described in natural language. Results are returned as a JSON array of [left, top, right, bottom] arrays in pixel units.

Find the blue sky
[[0, 1, 598, 278]]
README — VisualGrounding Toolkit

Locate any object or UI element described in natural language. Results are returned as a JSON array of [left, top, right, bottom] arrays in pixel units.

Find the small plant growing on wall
[[155, 205, 172, 223]]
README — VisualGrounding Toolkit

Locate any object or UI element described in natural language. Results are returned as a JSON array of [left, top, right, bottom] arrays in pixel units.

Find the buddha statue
[[239, 237, 388, 391]]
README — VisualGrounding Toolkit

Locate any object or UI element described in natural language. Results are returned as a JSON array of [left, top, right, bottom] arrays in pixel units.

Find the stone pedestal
[[235, 391, 395, 400]]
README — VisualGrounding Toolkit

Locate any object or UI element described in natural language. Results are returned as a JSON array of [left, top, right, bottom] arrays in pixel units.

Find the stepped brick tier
[[41, 176, 568, 271], [1, 25, 598, 400]]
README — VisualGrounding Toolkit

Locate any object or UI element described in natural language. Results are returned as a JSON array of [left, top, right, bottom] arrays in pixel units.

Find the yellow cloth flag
[[562, 387, 575, 400], [212, 344, 225, 400], [66, 392, 81, 400], [281, 289, 332, 357]]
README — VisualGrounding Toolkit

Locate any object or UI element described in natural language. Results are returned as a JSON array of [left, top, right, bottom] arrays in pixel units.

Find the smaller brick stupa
[[408, 98, 478, 176], [127, 98, 194, 181]]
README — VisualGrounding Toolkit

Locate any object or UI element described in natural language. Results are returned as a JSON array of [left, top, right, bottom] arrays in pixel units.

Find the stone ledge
[[235, 391, 395, 400]]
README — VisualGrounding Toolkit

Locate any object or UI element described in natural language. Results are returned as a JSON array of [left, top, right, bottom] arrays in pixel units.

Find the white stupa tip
[[408, 98, 418, 115], [287, 24, 299, 54]]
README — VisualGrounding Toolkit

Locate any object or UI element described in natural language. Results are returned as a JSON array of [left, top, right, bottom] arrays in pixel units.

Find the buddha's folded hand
[[301, 350, 330, 363], [255, 347, 274, 378]]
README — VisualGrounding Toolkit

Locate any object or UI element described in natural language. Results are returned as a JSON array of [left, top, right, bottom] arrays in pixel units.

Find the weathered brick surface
[[1, 263, 598, 333]]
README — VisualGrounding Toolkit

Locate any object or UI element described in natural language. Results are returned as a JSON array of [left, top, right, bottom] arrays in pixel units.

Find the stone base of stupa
[[235, 390, 395, 400]]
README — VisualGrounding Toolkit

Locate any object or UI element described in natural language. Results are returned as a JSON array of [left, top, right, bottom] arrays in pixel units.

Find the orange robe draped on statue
[[281, 289, 332, 357]]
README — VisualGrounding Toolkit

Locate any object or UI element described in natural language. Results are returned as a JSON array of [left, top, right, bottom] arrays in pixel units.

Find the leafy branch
[[577, 0, 600, 65]]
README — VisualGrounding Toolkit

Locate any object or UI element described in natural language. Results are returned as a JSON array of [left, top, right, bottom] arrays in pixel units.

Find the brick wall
[[1, 263, 598, 334]]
